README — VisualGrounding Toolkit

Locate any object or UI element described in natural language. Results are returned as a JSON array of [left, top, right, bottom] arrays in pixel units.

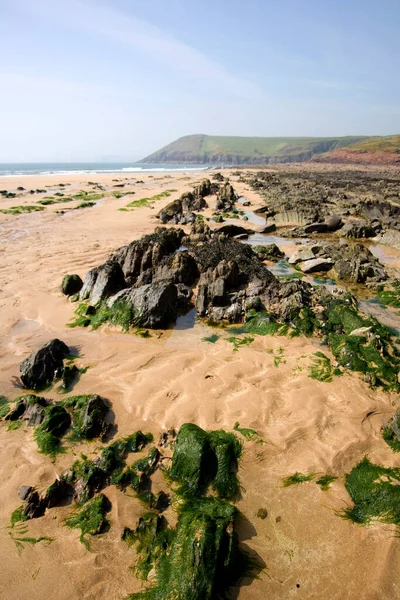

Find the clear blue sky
[[1, 0, 399, 161]]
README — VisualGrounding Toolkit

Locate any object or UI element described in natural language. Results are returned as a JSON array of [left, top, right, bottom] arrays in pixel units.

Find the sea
[[0, 163, 211, 177]]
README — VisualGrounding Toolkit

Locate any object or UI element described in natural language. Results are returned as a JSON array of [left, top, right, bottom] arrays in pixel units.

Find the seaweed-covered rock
[[44, 478, 74, 508], [382, 411, 400, 452], [66, 394, 110, 440], [40, 405, 71, 437], [61, 274, 83, 296], [107, 282, 178, 329], [254, 243, 284, 261], [130, 497, 240, 600], [170, 423, 241, 499], [20, 339, 70, 390]]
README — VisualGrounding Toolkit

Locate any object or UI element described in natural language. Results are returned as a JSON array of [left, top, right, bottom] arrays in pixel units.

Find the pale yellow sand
[[0, 170, 400, 600]]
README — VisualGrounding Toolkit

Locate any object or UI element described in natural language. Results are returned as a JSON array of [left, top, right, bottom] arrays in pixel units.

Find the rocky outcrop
[[340, 220, 381, 239], [112, 228, 184, 285], [216, 182, 237, 211], [214, 224, 255, 237], [157, 179, 216, 225], [288, 242, 387, 283], [20, 339, 70, 390]]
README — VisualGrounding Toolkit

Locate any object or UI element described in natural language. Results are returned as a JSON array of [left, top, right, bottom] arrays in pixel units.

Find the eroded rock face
[[216, 182, 237, 211], [20, 339, 70, 390], [340, 220, 381, 239], [108, 282, 178, 329], [80, 261, 126, 306], [324, 243, 387, 283], [157, 180, 215, 224], [112, 228, 184, 284]]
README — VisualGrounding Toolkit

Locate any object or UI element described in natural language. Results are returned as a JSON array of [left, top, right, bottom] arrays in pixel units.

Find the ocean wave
[[0, 164, 209, 177]]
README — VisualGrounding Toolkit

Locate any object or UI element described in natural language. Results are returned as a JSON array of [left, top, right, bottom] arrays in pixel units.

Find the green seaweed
[[376, 281, 400, 310], [64, 493, 110, 550], [226, 336, 254, 352], [68, 300, 141, 332], [0, 205, 45, 215], [0, 395, 9, 418], [124, 191, 173, 211], [202, 333, 220, 344], [233, 421, 258, 440], [308, 351, 342, 383], [10, 505, 28, 527], [282, 472, 316, 487], [342, 456, 400, 526], [316, 475, 337, 490]]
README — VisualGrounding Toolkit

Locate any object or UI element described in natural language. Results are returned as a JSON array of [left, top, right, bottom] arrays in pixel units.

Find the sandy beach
[[1, 169, 400, 600]]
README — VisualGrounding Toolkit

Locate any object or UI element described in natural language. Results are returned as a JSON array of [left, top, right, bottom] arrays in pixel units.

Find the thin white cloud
[[11, 0, 260, 99]]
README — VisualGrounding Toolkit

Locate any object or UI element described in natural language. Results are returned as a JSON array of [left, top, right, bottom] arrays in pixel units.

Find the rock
[[153, 251, 199, 286], [107, 282, 178, 329], [23, 488, 46, 520], [254, 244, 284, 261], [212, 172, 225, 182], [112, 227, 184, 284], [256, 222, 276, 234], [253, 206, 269, 215], [324, 243, 387, 283], [80, 260, 126, 306], [234, 233, 248, 240], [289, 245, 322, 264], [20, 339, 70, 390], [78, 395, 110, 439], [303, 222, 328, 234], [61, 274, 83, 296], [257, 508, 268, 519], [44, 479, 74, 508], [299, 258, 333, 273], [23, 395, 50, 426], [41, 405, 72, 437], [349, 326, 372, 337], [214, 224, 255, 237], [340, 220, 379, 239], [216, 182, 237, 211], [19, 485, 33, 501], [324, 214, 343, 231], [242, 201, 251, 206], [5, 398, 28, 421]]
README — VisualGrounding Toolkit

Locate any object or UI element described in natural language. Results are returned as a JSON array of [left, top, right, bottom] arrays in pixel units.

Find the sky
[[1, 0, 399, 161]]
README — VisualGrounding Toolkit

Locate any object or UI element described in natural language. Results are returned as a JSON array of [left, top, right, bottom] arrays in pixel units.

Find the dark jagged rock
[[61, 274, 83, 296], [79, 260, 126, 305], [67, 394, 110, 440], [157, 181, 213, 225], [216, 182, 237, 211], [214, 224, 255, 237], [112, 227, 184, 284], [20, 339, 70, 390], [5, 398, 28, 421], [153, 251, 199, 286], [108, 282, 178, 329], [44, 478, 74, 508], [340, 220, 381, 239], [324, 243, 387, 283], [19, 485, 33, 501], [23, 488, 46, 519], [22, 395, 49, 426], [256, 222, 276, 234], [40, 405, 71, 437], [212, 172, 225, 182]]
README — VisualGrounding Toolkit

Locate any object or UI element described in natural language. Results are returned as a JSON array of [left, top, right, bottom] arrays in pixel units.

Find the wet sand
[[1, 170, 400, 600]]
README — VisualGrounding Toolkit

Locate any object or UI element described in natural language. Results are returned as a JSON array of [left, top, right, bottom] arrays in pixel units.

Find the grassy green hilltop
[[139, 133, 400, 165]]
